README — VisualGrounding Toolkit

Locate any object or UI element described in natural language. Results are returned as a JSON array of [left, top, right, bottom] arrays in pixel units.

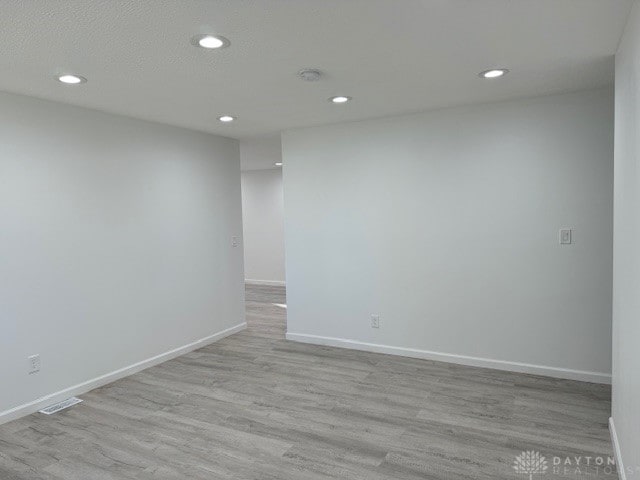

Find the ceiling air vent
[[298, 68, 322, 82]]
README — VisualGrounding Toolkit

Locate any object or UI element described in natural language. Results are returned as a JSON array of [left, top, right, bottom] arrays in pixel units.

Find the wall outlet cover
[[28, 354, 41, 374], [559, 229, 572, 245]]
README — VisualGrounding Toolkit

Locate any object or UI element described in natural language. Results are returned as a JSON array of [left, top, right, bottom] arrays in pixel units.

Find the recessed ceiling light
[[57, 74, 87, 85], [479, 69, 509, 79], [218, 115, 235, 123], [330, 96, 351, 104], [191, 34, 230, 49], [275, 162, 283, 166]]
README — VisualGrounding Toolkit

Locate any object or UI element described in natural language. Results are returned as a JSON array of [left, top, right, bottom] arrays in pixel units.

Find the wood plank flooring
[[0, 284, 614, 479]]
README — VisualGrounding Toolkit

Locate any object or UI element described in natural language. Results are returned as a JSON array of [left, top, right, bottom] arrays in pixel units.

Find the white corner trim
[[285, 332, 611, 384], [245, 279, 286, 286], [0, 322, 247, 426], [610, 417, 627, 480]]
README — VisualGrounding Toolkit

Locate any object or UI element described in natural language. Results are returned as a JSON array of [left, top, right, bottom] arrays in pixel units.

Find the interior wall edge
[[285, 332, 612, 385], [245, 279, 287, 287], [0, 322, 247, 426], [609, 417, 627, 480]]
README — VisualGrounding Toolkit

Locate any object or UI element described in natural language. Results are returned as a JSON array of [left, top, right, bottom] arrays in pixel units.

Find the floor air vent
[[39, 397, 83, 415]]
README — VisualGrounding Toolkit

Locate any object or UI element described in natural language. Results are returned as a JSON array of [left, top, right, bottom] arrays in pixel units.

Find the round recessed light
[[479, 69, 509, 79], [275, 162, 283, 166], [57, 74, 87, 85], [218, 115, 235, 123], [330, 96, 351, 104], [191, 34, 230, 49]]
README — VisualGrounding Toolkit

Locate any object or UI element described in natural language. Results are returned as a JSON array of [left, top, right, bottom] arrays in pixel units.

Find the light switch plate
[[559, 229, 572, 245]]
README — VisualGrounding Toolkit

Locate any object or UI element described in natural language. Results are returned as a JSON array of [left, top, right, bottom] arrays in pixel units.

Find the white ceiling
[[0, 0, 633, 139]]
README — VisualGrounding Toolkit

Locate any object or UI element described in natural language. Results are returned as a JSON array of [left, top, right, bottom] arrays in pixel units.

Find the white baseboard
[[245, 279, 286, 287], [0, 322, 247, 426], [609, 417, 627, 480], [285, 332, 611, 384]]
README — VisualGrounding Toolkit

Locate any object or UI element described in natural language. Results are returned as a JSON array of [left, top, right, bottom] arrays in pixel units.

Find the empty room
[[0, 1, 639, 479]]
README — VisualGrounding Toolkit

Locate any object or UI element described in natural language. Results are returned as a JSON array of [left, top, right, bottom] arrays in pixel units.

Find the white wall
[[241, 168, 286, 284], [612, 2, 640, 476], [0, 91, 245, 421], [240, 135, 282, 171], [283, 88, 613, 383]]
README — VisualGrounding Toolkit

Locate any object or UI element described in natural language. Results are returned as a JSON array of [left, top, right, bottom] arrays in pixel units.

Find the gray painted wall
[[0, 91, 245, 417], [283, 88, 613, 382], [613, 1, 640, 475], [241, 168, 286, 284]]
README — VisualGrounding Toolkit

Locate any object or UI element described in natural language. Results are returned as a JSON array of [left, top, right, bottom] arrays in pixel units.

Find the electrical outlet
[[559, 229, 572, 245], [371, 314, 380, 329], [28, 354, 41, 375], [231, 236, 239, 247]]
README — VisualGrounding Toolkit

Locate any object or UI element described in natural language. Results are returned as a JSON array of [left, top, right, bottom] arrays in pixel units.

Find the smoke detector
[[298, 69, 322, 82]]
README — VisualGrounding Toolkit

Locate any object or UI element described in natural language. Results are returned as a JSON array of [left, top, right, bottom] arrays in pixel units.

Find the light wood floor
[[0, 285, 614, 479]]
